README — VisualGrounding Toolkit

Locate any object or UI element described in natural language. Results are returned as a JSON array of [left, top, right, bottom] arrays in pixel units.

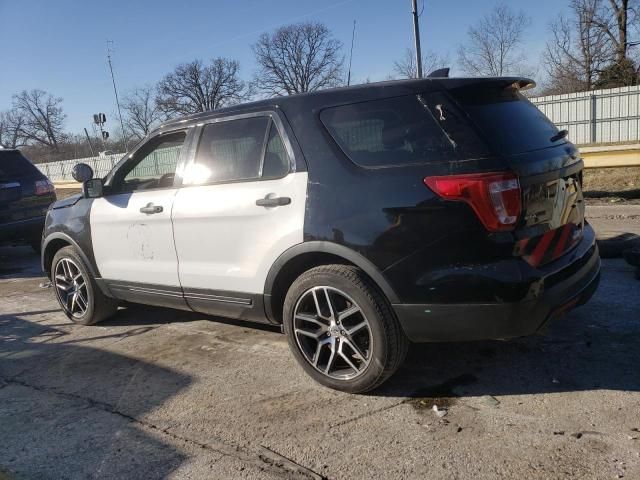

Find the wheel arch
[[263, 241, 399, 324], [42, 233, 98, 280]]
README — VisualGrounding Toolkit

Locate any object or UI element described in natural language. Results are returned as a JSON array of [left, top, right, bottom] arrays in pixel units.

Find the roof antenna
[[427, 67, 450, 78], [347, 20, 356, 86]]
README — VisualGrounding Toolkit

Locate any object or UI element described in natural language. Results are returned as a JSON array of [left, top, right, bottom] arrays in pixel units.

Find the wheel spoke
[[295, 328, 322, 339], [324, 341, 336, 374], [311, 289, 324, 318], [347, 320, 367, 335], [338, 305, 360, 322], [70, 292, 77, 313], [295, 313, 326, 328], [338, 347, 360, 373], [76, 291, 88, 310], [323, 288, 337, 321], [343, 337, 367, 362]]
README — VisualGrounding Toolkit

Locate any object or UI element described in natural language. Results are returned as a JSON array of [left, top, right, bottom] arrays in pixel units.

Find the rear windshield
[[320, 93, 490, 168], [0, 151, 41, 180], [449, 87, 564, 155]]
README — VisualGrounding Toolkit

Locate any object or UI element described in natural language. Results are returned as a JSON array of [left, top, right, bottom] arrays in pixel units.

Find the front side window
[[114, 131, 186, 192]]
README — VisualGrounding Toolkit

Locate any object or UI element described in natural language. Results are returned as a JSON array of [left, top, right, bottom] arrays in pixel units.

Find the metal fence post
[[590, 94, 597, 144]]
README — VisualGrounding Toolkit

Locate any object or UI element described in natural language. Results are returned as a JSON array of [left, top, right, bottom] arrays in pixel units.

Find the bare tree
[[543, 0, 614, 93], [457, 3, 532, 77], [157, 58, 248, 117], [592, 0, 637, 62], [252, 22, 344, 96], [11, 89, 66, 152], [0, 109, 27, 149], [393, 48, 449, 79], [122, 85, 163, 140]]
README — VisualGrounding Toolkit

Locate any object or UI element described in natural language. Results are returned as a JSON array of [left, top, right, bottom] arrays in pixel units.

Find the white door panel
[[172, 172, 307, 293], [91, 189, 181, 285]]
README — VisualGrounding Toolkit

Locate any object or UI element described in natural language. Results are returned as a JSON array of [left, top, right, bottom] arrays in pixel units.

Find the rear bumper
[[392, 227, 601, 342], [0, 216, 45, 243]]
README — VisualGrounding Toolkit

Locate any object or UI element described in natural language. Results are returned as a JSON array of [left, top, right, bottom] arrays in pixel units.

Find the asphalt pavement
[[1, 209, 639, 479]]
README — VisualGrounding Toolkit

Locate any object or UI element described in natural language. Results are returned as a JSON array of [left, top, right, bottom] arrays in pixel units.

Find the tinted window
[[116, 131, 185, 192], [449, 87, 563, 155], [0, 151, 42, 180], [194, 117, 269, 183], [321, 95, 474, 168], [262, 123, 290, 179]]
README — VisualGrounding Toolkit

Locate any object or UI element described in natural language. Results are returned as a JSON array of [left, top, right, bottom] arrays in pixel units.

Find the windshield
[[448, 87, 564, 155]]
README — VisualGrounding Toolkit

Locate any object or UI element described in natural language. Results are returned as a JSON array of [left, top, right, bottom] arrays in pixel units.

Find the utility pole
[[83, 128, 95, 156], [347, 20, 356, 86], [107, 40, 129, 152], [411, 0, 423, 78]]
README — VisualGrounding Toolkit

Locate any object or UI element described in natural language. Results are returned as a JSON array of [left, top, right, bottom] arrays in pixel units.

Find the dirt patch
[[584, 167, 640, 204]]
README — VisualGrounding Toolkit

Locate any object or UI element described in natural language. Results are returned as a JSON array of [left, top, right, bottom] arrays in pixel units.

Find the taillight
[[424, 172, 521, 232], [35, 179, 55, 196]]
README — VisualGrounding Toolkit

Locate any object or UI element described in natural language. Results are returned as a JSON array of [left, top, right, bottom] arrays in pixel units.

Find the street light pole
[[411, 0, 423, 78]]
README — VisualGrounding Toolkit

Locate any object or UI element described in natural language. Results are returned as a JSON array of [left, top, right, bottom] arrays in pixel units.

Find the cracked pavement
[[1, 243, 639, 479]]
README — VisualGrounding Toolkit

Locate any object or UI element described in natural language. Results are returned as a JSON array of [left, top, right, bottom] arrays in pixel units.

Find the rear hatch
[[441, 81, 585, 267], [0, 150, 56, 225]]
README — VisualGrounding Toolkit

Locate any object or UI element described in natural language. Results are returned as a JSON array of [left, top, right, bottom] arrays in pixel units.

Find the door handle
[[256, 196, 291, 207], [139, 203, 163, 214]]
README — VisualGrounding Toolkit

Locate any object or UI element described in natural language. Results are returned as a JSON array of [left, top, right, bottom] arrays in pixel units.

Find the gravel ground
[[1, 211, 639, 479]]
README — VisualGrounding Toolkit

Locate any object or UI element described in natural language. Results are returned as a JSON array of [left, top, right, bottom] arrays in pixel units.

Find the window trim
[[103, 127, 193, 194], [179, 111, 295, 188]]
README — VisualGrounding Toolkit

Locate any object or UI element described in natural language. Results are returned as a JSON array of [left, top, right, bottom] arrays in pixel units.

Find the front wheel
[[51, 246, 118, 325], [283, 265, 409, 393]]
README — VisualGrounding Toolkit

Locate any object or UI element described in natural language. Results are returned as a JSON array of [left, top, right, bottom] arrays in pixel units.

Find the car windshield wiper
[[550, 129, 569, 143]]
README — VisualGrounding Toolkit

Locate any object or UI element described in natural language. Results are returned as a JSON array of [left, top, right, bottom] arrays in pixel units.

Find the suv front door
[[90, 130, 191, 305]]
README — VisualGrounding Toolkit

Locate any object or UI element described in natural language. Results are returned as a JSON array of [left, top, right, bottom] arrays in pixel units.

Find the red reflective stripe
[[552, 224, 573, 259], [528, 230, 555, 267]]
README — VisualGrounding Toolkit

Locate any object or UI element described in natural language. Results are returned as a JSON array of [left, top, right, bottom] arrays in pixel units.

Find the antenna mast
[[107, 40, 129, 151]]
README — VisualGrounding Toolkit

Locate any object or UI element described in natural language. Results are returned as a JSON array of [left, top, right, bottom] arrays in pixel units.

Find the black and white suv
[[42, 77, 600, 392]]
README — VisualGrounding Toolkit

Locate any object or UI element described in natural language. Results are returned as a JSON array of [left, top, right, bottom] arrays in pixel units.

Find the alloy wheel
[[293, 286, 373, 380], [54, 258, 89, 318]]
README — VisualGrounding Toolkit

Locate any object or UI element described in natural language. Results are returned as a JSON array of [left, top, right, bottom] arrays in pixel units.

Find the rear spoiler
[[435, 76, 536, 91]]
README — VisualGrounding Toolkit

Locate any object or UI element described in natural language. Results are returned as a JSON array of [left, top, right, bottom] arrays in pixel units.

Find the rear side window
[[449, 87, 563, 155], [320, 94, 488, 168], [195, 117, 269, 183], [0, 151, 41, 180]]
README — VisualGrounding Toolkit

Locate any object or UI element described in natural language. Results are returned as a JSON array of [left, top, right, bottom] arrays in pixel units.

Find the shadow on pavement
[[0, 314, 192, 478]]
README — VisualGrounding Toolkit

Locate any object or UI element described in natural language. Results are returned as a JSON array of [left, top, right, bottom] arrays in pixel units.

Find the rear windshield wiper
[[550, 129, 568, 143]]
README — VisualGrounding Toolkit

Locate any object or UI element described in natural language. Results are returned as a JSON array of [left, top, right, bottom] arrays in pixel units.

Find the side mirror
[[72, 163, 94, 183], [83, 178, 103, 198]]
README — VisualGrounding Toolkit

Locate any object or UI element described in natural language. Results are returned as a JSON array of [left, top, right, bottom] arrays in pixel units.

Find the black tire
[[283, 264, 409, 393], [623, 247, 640, 267], [51, 246, 118, 325]]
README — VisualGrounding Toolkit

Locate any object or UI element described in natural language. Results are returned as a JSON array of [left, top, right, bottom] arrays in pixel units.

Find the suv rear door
[[171, 113, 307, 320]]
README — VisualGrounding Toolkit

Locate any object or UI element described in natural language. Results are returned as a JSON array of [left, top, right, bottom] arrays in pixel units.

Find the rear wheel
[[283, 265, 409, 393], [51, 246, 117, 325]]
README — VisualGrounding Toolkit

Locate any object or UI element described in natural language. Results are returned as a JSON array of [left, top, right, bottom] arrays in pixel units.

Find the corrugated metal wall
[[531, 85, 640, 146]]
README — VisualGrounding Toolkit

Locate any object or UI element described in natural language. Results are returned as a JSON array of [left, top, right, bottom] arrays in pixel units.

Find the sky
[[0, 0, 569, 133]]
